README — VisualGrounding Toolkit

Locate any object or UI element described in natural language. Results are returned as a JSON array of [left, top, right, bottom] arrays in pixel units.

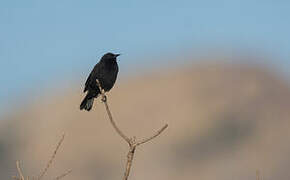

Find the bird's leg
[[99, 87, 107, 102], [96, 79, 107, 102]]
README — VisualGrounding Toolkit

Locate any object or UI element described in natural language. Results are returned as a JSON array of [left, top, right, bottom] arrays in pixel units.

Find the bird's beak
[[114, 54, 121, 57]]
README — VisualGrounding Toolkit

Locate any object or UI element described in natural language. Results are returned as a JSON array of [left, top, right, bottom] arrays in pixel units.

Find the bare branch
[[16, 161, 25, 180], [136, 124, 168, 146], [38, 133, 65, 180], [122, 146, 136, 180], [96, 79, 131, 144], [13, 134, 70, 180], [121, 124, 168, 180], [54, 169, 72, 180], [96, 79, 168, 180]]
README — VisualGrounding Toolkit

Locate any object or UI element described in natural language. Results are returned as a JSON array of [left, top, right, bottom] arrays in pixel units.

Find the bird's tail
[[80, 93, 94, 111]]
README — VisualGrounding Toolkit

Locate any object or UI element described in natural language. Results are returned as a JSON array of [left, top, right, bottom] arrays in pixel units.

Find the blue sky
[[0, 0, 290, 115]]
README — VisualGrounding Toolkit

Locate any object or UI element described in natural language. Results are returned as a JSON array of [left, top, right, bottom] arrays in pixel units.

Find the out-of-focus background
[[1, 1, 290, 179]]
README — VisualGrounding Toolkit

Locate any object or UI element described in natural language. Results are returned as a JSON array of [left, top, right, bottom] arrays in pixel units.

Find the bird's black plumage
[[80, 52, 120, 111]]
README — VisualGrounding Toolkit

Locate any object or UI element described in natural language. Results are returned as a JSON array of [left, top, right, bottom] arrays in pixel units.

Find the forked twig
[[13, 133, 71, 180], [96, 79, 168, 180]]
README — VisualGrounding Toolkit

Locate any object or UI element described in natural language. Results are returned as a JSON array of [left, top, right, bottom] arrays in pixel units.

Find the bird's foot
[[101, 95, 107, 102]]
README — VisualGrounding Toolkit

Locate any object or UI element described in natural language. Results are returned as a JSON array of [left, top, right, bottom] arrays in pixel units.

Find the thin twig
[[13, 134, 69, 180], [96, 80, 131, 144], [96, 79, 168, 180], [16, 161, 25, 180], [37, 133, 65, 180], [136, 124, 168, 146], [122, 146, 136, 180], [54, 169, 72, 180]]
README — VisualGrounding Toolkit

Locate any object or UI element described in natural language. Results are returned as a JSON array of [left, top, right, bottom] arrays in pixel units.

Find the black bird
[[80, 52, 120, 111]]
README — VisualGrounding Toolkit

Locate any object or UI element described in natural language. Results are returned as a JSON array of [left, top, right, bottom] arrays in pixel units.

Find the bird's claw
[[101, 95, 107, 102]]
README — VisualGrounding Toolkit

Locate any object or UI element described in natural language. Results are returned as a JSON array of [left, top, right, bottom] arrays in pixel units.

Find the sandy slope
[[1, 62, 290, 180]]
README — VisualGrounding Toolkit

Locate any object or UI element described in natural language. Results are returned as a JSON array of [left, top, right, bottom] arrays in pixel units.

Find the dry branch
[[96, 79, 168, 180], [136, 124, 169, 146], [54, 169, 72, 180], [98, 85, 131, 144], [13, 133, 71, 180], [16, 161, 25, 180], [38, 133, 65, 180]]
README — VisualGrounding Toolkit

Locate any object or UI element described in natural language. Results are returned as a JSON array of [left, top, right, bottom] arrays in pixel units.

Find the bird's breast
[[100, 64, 118, 92]]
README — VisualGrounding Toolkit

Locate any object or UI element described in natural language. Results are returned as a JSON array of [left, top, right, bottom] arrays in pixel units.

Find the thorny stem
[[96, 79, 168, 180]]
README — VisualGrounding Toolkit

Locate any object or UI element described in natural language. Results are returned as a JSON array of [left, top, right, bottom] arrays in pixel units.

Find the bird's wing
[[83, 73, 92, 92], [83, 63, 101, 93]]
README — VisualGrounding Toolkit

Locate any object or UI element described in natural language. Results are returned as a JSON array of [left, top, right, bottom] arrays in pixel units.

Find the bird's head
[[101, 52, 120, 62]]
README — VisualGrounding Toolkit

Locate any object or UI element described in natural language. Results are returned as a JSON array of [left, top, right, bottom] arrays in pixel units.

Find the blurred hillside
[[1, 60, 290, 180]]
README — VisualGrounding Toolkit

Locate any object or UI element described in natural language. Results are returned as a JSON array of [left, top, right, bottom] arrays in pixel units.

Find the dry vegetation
[[13, 134, 71, 180]]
